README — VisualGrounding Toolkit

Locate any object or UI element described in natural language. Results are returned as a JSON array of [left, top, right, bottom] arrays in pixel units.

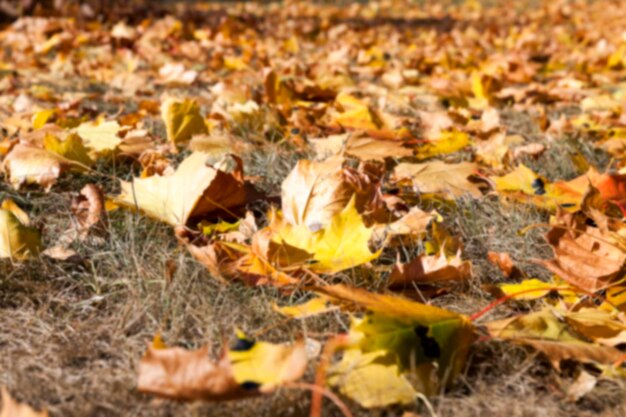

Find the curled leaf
[[116, 153, 249, 226]]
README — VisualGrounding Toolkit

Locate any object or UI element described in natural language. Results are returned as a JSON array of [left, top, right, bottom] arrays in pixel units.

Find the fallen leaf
[[116, 152, 249, 226], [328, 349, 417, 408], [270, 196, 381, 273], [487, 251, 520, 278], [280, 157, 354, 229], [0, 199, 41, 260], [486, 308, 624, 369], [415, 130, 470, 160], [320, 285, 475, 404], [392, 161, 483, 199], [388, 250, 471, 288], [372, 207, 439, 244], [137, 334, 306, 401], [566, 371, 597, 402], [273, 297, 334, 319], [161, 97, 208, 147], [3, 144, 64, 190], [539, 212, 626, 292], [71, 184, 107, 240], [75, 119, 123, 155]]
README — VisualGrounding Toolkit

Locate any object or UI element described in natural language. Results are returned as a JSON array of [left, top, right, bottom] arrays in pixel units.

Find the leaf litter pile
[[8, 1, 626, 416]]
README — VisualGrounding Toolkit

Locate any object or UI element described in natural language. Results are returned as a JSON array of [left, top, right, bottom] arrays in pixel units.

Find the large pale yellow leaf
[[392, 161, 482, 199], [161, 97, 208, 146], [2, 144, 63, 190], [116, 152, 248, 226]]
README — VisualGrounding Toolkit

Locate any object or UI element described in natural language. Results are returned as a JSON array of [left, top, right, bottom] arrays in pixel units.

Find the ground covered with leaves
[[5, 1, 626, 416]]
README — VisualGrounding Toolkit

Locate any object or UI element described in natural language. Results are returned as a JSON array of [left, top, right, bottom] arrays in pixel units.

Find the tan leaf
[[2, 144, 63, 190], [392, 161, 483, 199], [137, 345, 245, 401], [486, 308, 624, 370], [312, 133, 413, 161], [372, 207, 439, 243], [281, 157, 354, 229]]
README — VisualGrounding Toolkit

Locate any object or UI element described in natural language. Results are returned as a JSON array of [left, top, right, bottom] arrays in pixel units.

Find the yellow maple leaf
[[271, 196, 381, 274], [227, 332, 308, 391]]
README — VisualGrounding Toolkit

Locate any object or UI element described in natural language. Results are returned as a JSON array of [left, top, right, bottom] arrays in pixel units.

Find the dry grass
[[1, 109, 623, 417], [2, 3, 626, 417]]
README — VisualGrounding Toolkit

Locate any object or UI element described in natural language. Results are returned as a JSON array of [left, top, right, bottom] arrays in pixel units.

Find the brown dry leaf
[[392, 161, 483, 199], [487, 251, 520, 278], [523, 339, 623, 370], [71, 184, 107, 240], [388, 250, 471, 288], [138, 150, 174, 177], [539, 212, 626, 292], [0, 388, 48, 417], [137, 345, 245, 401]]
